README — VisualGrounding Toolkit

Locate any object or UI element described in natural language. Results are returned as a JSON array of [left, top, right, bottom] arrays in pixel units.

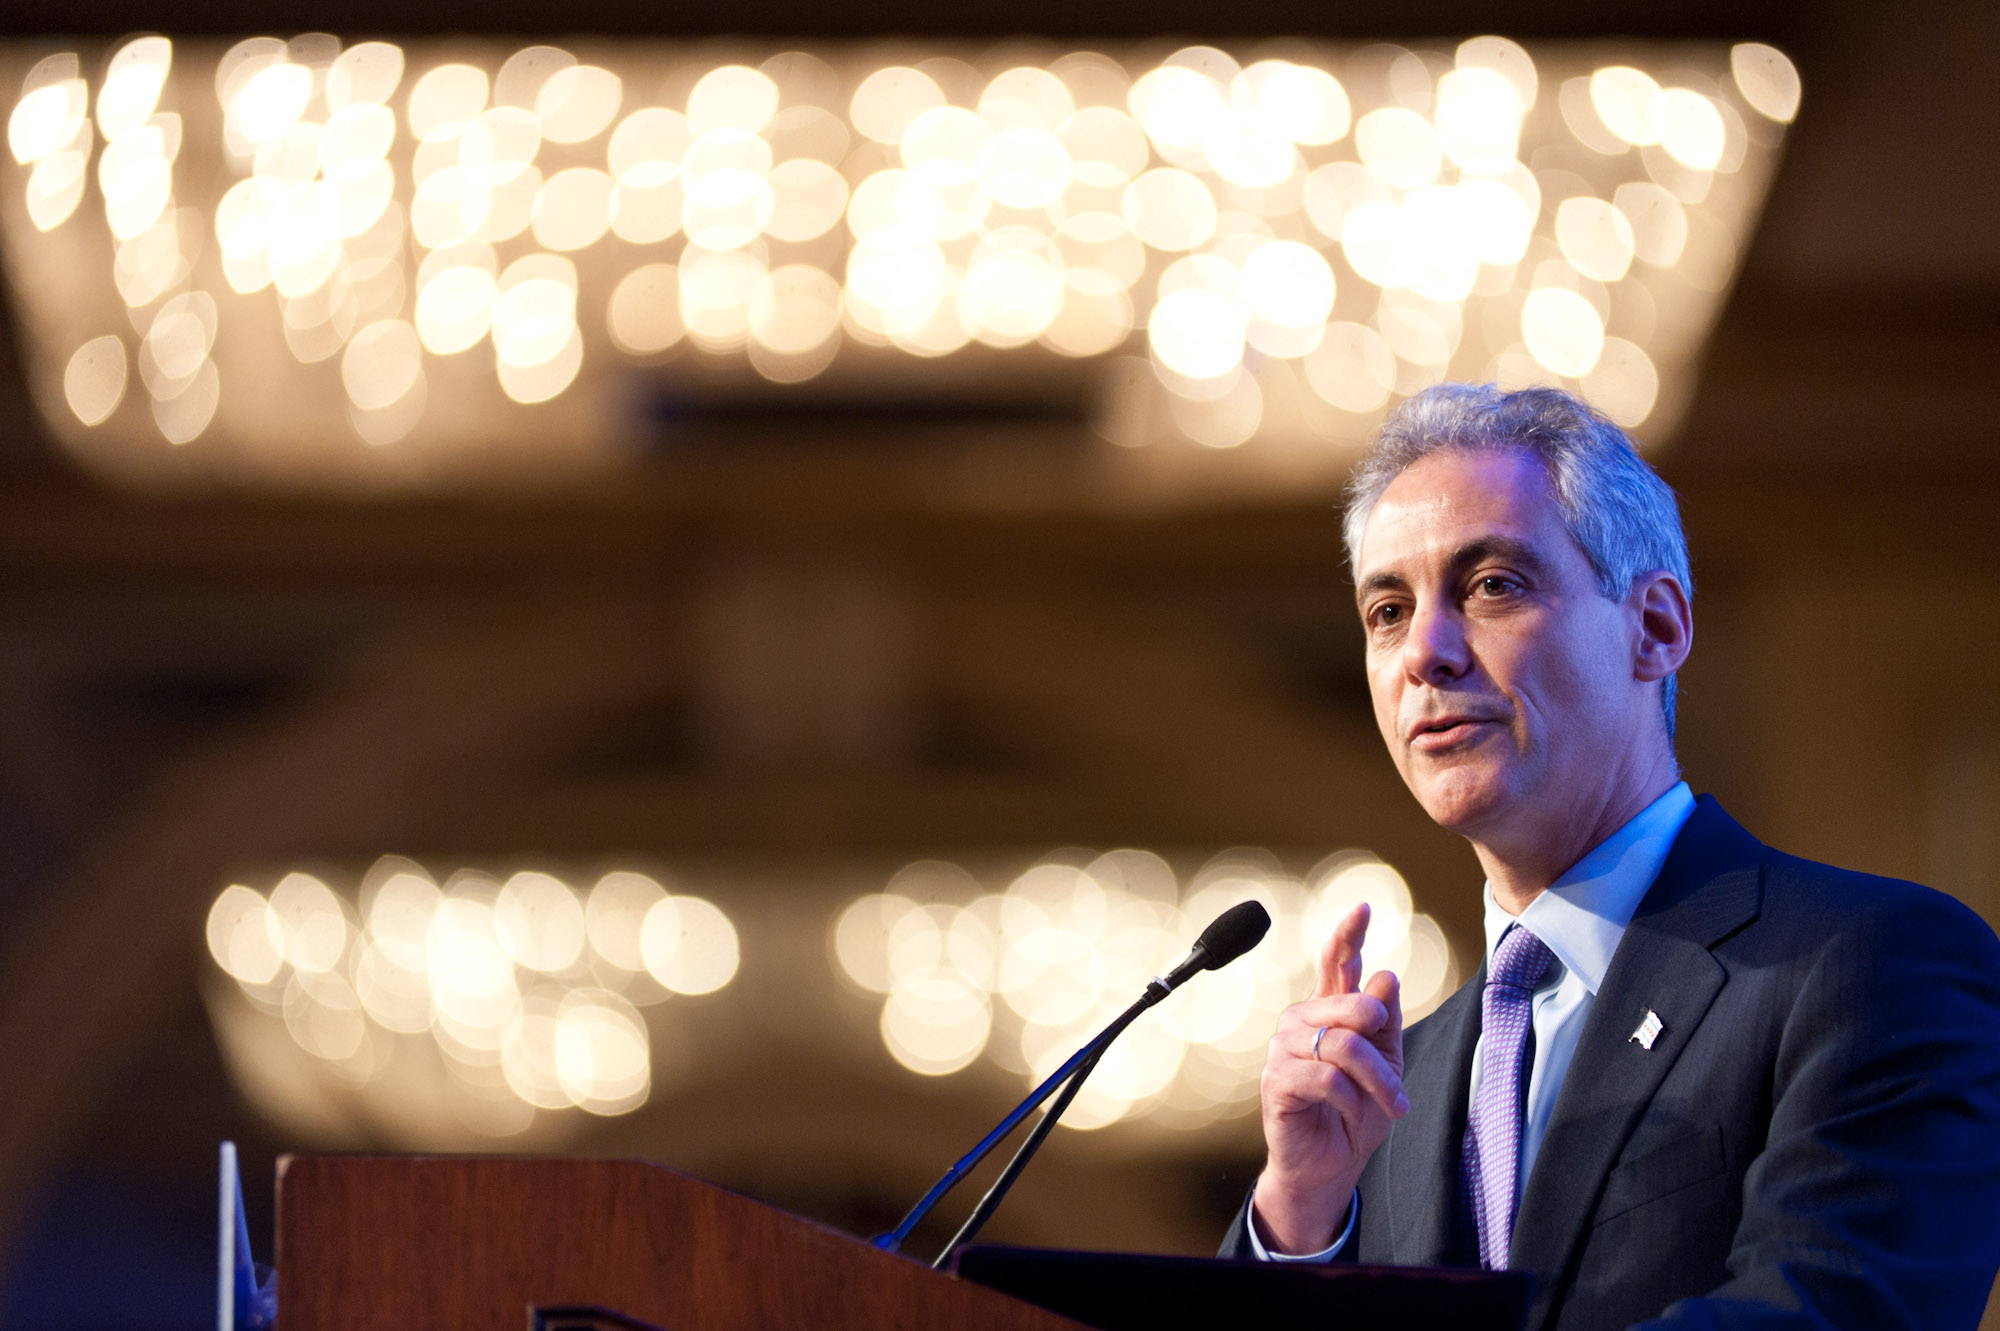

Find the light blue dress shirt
[[1248, 781, 1698, 1260]]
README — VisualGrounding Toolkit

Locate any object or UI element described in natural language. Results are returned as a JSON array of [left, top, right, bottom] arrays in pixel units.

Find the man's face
[[1353, 447, 1650, 841]]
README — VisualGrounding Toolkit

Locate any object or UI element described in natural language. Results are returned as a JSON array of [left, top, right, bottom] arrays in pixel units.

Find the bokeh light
[[606, 262, 684, 354], [1149, 287, 1244, 381], [639, 894, 741, 995], [9, 65, 88, 165], [832, 846, 1456, 1128], [1556, 196, 1636, 282], [1522, 284, 1606, 377], [207, 884, 285, 985], [2, 37, 1788, 460], [1355, 107, 1441, 189], [1730, 43, 1801, 123], [63, 334, 128, 425], [851, 66, 943, 145], [203, 858, 744, 1131], [1589, 66, 1665, 147]]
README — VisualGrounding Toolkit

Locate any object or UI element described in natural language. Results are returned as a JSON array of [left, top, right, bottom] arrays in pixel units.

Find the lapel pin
[[1629, 1009, 1664, 1050]]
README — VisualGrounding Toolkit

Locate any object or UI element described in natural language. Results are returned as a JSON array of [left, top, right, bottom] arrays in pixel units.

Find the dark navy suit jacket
[[1222, 797, 2000, 1330]]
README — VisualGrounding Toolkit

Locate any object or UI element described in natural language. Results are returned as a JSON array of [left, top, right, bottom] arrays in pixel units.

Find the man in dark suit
[[1220, 383, 2000, 1330]]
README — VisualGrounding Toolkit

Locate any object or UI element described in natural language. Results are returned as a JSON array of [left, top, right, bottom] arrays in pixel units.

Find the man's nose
[[1402, 601, 1470, 684]]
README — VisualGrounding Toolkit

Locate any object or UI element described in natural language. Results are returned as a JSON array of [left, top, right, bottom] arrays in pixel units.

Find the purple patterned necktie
[[1461, 923, 1557, 1270]]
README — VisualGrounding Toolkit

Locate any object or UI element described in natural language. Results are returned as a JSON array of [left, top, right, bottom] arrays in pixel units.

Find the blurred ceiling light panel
[[202, 858, 741, 1146], [0, 36, 1790, 482], [830, 847, 1457, 1131]]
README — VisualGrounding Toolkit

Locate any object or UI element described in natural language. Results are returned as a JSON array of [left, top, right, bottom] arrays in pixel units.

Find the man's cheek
[[1367, 683, 1400, 740]]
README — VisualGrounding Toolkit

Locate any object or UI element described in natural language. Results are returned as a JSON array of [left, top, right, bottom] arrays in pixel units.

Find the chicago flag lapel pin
[[1629, 1009, 1664, 1050]]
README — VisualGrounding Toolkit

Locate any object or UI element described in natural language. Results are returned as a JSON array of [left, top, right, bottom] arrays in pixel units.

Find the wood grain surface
[[275, 1154, 1090, 1331]]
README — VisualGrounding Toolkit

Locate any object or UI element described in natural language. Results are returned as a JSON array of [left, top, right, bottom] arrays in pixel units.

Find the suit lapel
[[1510, 797, 1764, 1327], [1386, 972, 1481, 1264]]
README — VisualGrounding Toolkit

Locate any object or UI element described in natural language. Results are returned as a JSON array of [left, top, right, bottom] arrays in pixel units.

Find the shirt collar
[[1480, 782, 1697, 995]]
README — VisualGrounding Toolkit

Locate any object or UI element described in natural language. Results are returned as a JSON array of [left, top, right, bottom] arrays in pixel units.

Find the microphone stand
[[872, 899, 1271, 1264], [930, 1042, 1103, 1269], [872, 983, 1163, 1257]]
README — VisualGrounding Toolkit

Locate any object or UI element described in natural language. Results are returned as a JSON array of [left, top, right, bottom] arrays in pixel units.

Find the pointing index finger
[[1313, 902, 1371, 999]]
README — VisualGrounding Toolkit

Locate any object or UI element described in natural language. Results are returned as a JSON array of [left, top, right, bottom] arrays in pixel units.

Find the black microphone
[[873, 900, 1272, 1264], [1153, 900, 1274, 995]]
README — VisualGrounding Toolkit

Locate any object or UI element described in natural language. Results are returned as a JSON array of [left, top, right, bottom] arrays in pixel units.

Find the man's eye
[[1476, 576, 1517, 596], [1371, 603, 1404, 627]]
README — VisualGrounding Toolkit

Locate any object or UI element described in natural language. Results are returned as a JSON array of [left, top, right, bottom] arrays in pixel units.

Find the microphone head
[[1193, 900, 1271, 972]]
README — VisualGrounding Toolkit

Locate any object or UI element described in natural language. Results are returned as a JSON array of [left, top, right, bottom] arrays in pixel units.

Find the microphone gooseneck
[[872, 900, 1272, 1263]]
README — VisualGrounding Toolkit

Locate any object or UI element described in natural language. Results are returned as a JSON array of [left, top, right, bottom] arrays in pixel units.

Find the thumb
[[1363, 968, 1404, 1072], [1313, 902, 1371, 999]]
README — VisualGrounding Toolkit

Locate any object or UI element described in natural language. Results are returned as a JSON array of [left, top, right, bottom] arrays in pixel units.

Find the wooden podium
[[273, 1155, 1529, 1330], [274, 1154, 1089, 1331]]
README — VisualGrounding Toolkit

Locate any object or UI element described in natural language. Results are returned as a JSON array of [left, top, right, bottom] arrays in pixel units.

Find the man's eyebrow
[[1355, 569, 1408, 600], [1449, 536, 1549, 576]]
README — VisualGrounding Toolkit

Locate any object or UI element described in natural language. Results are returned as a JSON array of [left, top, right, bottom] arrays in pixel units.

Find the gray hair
[[1343, 383, 1693, 737]]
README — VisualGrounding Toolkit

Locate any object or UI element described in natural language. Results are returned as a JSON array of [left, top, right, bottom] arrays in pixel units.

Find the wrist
[[1251, 1168, 1356, 1255]]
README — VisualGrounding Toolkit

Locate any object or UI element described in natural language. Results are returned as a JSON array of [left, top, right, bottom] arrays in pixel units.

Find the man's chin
[[1407, 768, 1514, 837]]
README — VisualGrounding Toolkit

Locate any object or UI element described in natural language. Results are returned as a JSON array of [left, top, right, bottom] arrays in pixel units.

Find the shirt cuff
[[1243, 1189, 1357, 1262]]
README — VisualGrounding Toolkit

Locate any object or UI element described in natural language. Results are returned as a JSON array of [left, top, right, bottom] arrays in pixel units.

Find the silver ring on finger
[[1312, 1025, 1330, 1062]]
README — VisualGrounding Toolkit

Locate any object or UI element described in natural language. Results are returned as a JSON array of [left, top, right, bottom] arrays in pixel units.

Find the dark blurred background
[[0, 0, 1994, 1327]]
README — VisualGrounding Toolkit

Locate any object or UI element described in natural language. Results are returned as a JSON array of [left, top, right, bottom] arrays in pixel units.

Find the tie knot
[[1489, 925, 1555, 992]]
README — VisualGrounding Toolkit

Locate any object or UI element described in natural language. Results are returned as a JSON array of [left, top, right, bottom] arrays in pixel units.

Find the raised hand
[[1249, 902, 1407, 1254]]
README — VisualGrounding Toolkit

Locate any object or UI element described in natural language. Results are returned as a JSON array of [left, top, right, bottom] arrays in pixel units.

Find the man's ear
[[1630, 570, 1693, 682]]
